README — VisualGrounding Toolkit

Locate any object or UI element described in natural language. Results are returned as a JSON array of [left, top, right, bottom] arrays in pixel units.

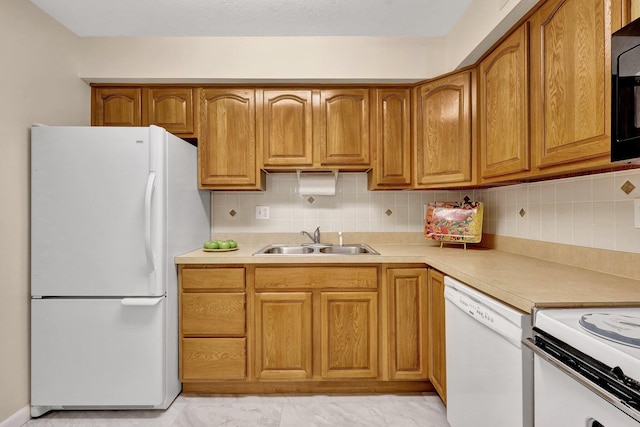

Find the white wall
[[212, 169, 640, 254], [79, 36, 445, 83], [0, 0, 88, 423]]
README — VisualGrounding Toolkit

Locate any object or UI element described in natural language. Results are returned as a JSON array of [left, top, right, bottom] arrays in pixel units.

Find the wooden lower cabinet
[[386, 268, 429, 380], [428, 268, 447, 403], [179, 264, 434, 393], [321, 292, 378, 378], [255, 292, 313, 379]]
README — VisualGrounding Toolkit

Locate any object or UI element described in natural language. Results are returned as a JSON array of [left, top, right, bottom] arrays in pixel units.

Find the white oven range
[[525, 307, 640, 426]]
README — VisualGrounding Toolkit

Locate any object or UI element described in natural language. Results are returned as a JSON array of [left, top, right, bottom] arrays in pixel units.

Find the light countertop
[[175, 243, 640, 313]]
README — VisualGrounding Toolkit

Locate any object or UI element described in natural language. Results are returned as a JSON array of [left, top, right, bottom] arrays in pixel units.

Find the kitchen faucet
[[301, 226, 321, 244]]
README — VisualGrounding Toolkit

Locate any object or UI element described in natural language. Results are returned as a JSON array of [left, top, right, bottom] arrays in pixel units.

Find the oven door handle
[[523, 338, 640, 423]]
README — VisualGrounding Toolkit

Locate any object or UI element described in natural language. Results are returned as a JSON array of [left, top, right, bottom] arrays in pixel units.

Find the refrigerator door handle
[[120, 297, 164, 306], [144, 171, 156, 274]]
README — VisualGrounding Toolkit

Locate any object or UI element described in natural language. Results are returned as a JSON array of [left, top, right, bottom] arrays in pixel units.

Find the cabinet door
[[387, 268, 428, 380], [530, 0, 611, 171], [414, 72, 473, 187], [369, 88, 412, 189], [479, 24, 531, 182], [259, 90, 314, 167], [255, 292, 313, 379], [321, 291, 378, 379], [317, 89, 370, 167], [427, 269, 446, 403], [182, 293, 245, 336], [143, 87, 195, 135], [199, 88, 264, 190], [92, 87, 141, 127], [181, 338, 246, 381]]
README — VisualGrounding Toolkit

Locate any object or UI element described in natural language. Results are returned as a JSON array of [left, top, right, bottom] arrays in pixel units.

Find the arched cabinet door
[[92, 88, 141, 127], [143, 87, 195, 136], [414, 71, 474, 188], [529, 0, 611, 172], [199, 88, 265, 190], [259, 90, 314, 168], [479, 24, 531, 183], [317, 89, 370, 167]]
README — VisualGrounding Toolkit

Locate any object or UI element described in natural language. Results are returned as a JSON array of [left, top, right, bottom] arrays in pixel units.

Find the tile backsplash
[[211, 169, 640, 254]]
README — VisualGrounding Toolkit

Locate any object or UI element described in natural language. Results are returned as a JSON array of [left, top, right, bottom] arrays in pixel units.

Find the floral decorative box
[[424, 200, 484, 246]]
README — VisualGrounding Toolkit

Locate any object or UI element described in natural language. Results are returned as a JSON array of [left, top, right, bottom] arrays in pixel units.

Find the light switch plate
[[635, 198, 640, 228], [256, 206, 270, 220]]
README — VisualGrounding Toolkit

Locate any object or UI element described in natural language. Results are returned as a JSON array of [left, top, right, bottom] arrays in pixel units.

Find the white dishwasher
[[444, 276, 533, 427]]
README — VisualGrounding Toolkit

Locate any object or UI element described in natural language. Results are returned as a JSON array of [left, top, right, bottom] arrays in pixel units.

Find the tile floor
[[24, 393, 450, 426]]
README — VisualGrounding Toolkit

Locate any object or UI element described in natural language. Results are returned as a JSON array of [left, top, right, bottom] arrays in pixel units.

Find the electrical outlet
[[256, 206, 270, 220], [635, 199, 640, 229]]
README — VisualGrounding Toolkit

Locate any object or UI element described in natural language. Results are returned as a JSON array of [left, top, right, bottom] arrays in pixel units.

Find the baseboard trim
[[0, 406, 30, 427]]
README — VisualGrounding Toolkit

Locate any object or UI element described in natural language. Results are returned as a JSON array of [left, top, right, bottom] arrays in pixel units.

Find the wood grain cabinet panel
[[414, 71, 474, 188], [529, 0, 611, 172], [321, 291, 378, 379], [368, 88, 412, 189], [387, 268, 428, 380], [182, 293, 245, 336], [92, 87, 142, 127], [182, 268, 245, 290], [479, 24, 531, 182], [317, 89, 370, 167], [428, 269, 446, 403], [181, 338, 246, 381], [259, 90, 314, 167], [255, 266, 378, 290], [255, 292, 313, 379], [143, 87, 195, 135], [199, 88, 265, 190]]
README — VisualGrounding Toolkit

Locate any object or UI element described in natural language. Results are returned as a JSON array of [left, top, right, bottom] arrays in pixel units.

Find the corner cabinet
[[199, 88, 266, 190], [427, 268, 446, 403], [414, 71, 475, 188], [479, 24, 531, 183], [368, 88, 412, 189], [529, 0, 615, 174], [386, 267, 428, 380]]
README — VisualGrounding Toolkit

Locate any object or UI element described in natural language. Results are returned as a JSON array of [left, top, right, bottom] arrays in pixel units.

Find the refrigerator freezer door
[[31, 298, 166, 408], [31, 126, 164, 297]]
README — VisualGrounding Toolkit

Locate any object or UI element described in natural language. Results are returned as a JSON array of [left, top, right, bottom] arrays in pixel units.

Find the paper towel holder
[[296, 169, 339, 196]]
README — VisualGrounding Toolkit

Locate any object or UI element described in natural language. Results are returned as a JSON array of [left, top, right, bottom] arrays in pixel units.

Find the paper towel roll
[[297, 172, 337, 196]]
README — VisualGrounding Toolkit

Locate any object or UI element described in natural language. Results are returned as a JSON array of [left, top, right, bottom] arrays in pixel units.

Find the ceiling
[[30, 0, 472, 37]]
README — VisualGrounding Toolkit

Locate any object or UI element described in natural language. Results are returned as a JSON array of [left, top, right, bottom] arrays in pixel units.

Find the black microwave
[[612, 17, 640, 164]]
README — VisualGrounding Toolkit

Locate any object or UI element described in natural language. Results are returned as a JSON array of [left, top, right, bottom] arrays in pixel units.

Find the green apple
[[218, 241, 231, 250], [203, 240, 219, 249], [227, 239, 238, 249]]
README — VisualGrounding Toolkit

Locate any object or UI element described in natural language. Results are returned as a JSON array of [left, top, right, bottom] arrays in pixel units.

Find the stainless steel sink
[[253, 244, 379, 256]]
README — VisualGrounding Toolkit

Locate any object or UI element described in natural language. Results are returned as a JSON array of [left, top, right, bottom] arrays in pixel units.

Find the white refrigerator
[[30, 125, 210, 417]]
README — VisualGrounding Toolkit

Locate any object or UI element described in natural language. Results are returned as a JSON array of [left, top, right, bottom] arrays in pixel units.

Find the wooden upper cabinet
[[479, 24, 531, 182], [317, 89, 370, 167], [529, 0, 611, 172], [92, 87, 141, 127], [258, 90, 314, 167], [143, 87, 196, 136], [199, 88, 265, 190], [414, 71, 474, 188], [368, 88, 412, 189]]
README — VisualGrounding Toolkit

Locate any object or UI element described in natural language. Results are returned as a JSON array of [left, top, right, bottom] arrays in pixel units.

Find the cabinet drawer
[[181, 338, 246, 380], [182, 268, 245, 290], [255, 266, 378, 289], [182, 293, 245, 336]]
